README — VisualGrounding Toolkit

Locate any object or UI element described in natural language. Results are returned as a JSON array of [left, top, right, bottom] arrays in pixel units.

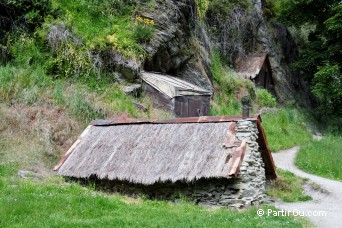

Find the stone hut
[[55, 115, 276, 208], [235, 53, 275, 94], [141, 72, 212, 117]]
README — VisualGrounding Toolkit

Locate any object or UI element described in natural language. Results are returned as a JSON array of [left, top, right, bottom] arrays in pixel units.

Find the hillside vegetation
[[0, 0, 341, 226]]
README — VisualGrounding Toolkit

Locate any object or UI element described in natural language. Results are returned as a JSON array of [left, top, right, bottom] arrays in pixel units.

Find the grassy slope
[[262, 108, 312, 152], [0, 164, 305, 228], [296, 136, 342, 181]]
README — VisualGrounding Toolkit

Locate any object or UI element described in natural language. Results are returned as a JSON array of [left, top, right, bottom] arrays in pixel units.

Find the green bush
[[104, 84, 138, 117], [256, 89, 276, 107], [312, 65, 342, 132], [50, 0, 145, 60], [133, 22, 155, 43], [195, 0, 209, 20], [0, 0, 53, 36], [0, 65, 52, 104], [68, 91, 106, 124]]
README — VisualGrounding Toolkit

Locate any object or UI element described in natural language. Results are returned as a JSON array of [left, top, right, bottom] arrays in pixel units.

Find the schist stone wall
[[85, 120, 266, 209]]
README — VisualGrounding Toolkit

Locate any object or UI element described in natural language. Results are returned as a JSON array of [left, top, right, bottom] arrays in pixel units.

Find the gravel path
[[272, 147, 342, 228]]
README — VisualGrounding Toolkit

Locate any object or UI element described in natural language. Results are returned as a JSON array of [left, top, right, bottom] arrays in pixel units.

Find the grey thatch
[[56, 122, 244, 185], [235, 53, 268, 79], [141, 72, 212, 98]]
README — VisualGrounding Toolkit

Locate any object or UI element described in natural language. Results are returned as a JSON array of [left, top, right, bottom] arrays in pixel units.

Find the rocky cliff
[[121, 0, 309, 104], [0, 0, 309, 105], [139, 0, 213, 92]]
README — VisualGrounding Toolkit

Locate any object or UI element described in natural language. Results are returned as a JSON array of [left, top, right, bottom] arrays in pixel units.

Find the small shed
[[55, 115, 277, 208], [235, 53, 274, 93], [141, 72, 212, 117]]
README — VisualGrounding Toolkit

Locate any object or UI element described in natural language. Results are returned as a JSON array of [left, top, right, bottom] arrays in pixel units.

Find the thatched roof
[[235, 53, 268, 79], [141, 72, 212, 98], [55, 115, 276, 184]]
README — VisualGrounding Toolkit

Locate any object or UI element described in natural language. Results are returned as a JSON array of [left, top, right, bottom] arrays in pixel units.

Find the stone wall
[[85, 120, 266, 209]]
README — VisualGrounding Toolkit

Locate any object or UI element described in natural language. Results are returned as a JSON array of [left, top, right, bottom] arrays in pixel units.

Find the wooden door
[[188, 99, 204, 117]]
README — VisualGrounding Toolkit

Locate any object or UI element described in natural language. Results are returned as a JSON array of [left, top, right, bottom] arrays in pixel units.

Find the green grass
[[266, 169, 312, 202], [262, 108, 312, 152], [0, 164, 306, 227], [296, 135, 342, 181], [210, 49, 255, 116]]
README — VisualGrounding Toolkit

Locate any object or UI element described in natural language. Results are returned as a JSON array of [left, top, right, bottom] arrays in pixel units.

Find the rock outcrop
[[141, 0, 213, 92], [250, 0, 310, 104], [108, 0, 309, 104]]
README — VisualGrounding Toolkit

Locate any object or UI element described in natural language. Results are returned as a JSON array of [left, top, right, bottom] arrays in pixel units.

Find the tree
[[276, 0, 342, 131]]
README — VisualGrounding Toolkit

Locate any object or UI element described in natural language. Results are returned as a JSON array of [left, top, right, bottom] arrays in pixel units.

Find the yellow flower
[[106, 34, 116, 44]]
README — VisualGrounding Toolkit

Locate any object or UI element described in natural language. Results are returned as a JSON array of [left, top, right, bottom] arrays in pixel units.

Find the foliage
[[0, 65, 52, 104], [0, 0, 53, 39], [0, 164, 305, 227], [275, 0, 342, 131], [50, 0, 146, 60], [133, 16, 155, 43], [104, 84, 138, 117], [195, 0, 209, 20], [8, 33, 51, 68], [262, 108, 312, 152], [69, 91, 106, 124], [296, 135, 342, 181], [256, 89, 276, 107], [266, 169, 312, 202], [311, 65, 342, 132]]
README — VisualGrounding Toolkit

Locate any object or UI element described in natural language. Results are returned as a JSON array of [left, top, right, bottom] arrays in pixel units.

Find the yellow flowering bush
[[134, 15, 155, 43]]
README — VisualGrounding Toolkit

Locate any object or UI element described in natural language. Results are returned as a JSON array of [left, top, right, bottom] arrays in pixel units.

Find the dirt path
[[272, 147, 342, 228]]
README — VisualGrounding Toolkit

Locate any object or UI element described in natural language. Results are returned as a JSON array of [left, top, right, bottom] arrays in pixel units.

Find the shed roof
[[235, 53, 268, 79], [55, 115, 277, 184], [141, 72, 212, 98]]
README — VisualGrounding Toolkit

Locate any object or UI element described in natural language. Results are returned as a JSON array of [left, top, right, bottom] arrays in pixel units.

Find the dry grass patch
[[0, 104, 81, 174]]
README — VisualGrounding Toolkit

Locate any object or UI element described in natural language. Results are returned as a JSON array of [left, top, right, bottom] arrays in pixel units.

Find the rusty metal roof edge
[[90, 115, 260, 126], [256, 118, 277, 180], [53, 125, 93, 172]]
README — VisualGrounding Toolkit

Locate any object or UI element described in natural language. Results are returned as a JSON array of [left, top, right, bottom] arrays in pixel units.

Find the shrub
[[0, 65, 52, 104], [311, 65, 342, 132], [0, 0, 53, 34], [133, 16, 155, 43], [104, 84, 138, 117], [195, 0, 209, 20], [256, 89, 276, 107], [68, 91, 106, 124], [51, 0, 145, 60]]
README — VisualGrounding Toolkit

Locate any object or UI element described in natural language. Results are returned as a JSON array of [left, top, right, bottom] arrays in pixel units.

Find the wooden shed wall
[[174, 95, 210, 117], [143, 83, 211, 117]]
